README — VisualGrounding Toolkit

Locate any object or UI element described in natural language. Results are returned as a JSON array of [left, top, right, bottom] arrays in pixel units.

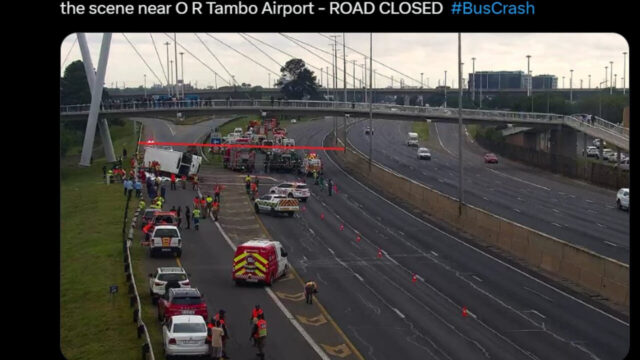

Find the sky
[[60, 33, 629, 90]]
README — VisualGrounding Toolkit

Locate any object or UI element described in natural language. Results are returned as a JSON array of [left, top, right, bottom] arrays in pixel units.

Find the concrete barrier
[[329, 131, 629, 310]]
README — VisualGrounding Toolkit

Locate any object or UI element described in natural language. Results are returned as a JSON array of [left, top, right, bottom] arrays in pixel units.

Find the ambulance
[[232, 239, 289, 285]]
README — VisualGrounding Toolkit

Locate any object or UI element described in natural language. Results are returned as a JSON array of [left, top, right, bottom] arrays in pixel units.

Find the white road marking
[[433, 123, 454, 156], [587, 209, 598, 214], [308, 228, 315, 235], [523, 287, 554, 302], [392, 307, 406, 319], [586, 199, 594, 203], [597, 223, 607, 229], [472, 275, 483, 282], [354, 273, 364, 282], [324, 134, 629, 326], [482, 196, 489, 201], [213, 221, 330, 360], [430, 251, 438, 256], [327, 248, 335, 255], [552, 209, 560, 213], [486, 168, 551, 191], [416, 275, 425, 282], [604, 241, 618, 247], [167, 123, 176, 136], [513, 208, 521, 213], [552, 223, 562, 228], [517, 197, 524, 202]]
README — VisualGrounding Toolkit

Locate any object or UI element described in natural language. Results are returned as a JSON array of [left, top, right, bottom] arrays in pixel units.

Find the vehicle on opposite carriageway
[[484, 153, 498, 164]]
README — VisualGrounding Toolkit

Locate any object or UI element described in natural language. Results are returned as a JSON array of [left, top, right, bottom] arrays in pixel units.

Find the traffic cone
[[339, 224, 344, 231], [412, 274, 417, 283], [320, 213, 324, 220], [462, 307, 468, 317], [377, 248, 382, 258], [356, 235, 361, 242]]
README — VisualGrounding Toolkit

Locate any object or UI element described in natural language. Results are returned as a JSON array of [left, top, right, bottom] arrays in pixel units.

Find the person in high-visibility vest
[[199, 197, 207, 218], [250, 304, 263, 325], [193, 196, 200, 210], [192, 208, 201, 230], [212, 201, 219, 221], [205, 194, 213, 216], [252, 313, 267, 359], [250, 182, 258, 200], [138, 199, 146, 211], [181, 174, 187, 189]]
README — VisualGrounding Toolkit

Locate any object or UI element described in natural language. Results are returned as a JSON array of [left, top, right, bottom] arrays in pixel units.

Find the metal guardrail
[[60, 100, 627, 142]]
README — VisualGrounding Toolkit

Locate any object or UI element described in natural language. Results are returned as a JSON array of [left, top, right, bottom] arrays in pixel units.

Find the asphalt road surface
[[347, 119, 630, 264], [138, 117, 321, 360], [140, 116, 629, 360], [256, 117, 628, 360]]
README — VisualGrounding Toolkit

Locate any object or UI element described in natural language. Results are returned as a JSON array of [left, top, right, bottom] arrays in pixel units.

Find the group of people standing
[[205, 305, 268, 359]]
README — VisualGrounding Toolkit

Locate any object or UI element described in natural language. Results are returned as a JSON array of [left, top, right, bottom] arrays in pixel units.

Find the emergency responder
[[142, 222, 153, 242], [252, 313, 267, 359], [193, 196, 200, 211], [304, 280, 318, 304], [212, 200, 220, 221], [313, 170, 319, 185], [213, 310, 230, 359], [193, 208, 201, 230], [250, 305, 263, 325], [245, 174, 251, 194], [319, 174, 325, 192], [181, 174, 187, 189], [206, 194, 214, 217], [327, 179, 334, 196], [250, 181, 258, 201], [170, 173, 177, 190], [214, 184, 221, 202], [106, 168, 113, 184], [200, 197, 207, 218], [138, 199, 146, 211]]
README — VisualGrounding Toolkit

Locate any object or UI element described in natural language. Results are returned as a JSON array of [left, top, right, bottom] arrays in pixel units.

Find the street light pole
[[444, 70, 448, 107], [174, 33, 179, 99], [343, 32, 347, 103], [164, 41, 171, 96], [623, 52, 627, 94], [179, 51, 184, 99], [471, 57, 476, 102], [609, 61, 613, 95], [588, 74, 591, 89], [352, 60, 356, 101], [605, 66, 608, 88], [562, 76, 565, 89], [421, 72, 424, 88], [143, 74, 147, 98], [526, 55, 531, 97], [368, 33, 373, 172], [570, 69, 573, 103], [458, 33, 464, 215]]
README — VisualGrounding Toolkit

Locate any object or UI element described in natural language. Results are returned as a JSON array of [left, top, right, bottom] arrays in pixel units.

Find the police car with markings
[[254, 194, 299, 217]]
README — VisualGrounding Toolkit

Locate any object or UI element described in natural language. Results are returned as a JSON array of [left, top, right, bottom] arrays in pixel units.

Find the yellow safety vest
[[193, 209, 201, 217]]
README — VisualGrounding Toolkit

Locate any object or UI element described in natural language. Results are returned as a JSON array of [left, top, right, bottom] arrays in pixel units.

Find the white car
[[254, 194, 299, 216], [616, 188, 629, 210], [269, 182, 310, 202], [407, 132, 419, 146], [584, 146, 599, 158], [364, 126, 374, 135], [149, 267, 190, 304], [602, 148, 615, 161], [417, 147, 431, 160], [617, 158, 630, 171], [149, 225, 182, 258], [162, 315, 210, 358]]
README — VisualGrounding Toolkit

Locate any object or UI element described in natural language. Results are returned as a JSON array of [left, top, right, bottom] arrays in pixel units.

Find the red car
[[484, 153, 498, 163], [158, 288, 208, 322]]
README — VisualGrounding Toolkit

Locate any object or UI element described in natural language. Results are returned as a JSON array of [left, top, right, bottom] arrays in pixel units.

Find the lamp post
[[444, 70, 448, 107], [457, 32, 464, 215], [526, 55, 531, 96], [609, 61, 613, 95], [588, 74, 591, 89], [471, 57, 476, 102], [421, 72, 424, 88], [623, 51, 627, 94], [164, 41, 171, 96], [562, 76, 565, 89], [570, 69, 573, 103], [605, 66, 608, 88], [179, 51, 184, 99], [143, 74, 147, 98]]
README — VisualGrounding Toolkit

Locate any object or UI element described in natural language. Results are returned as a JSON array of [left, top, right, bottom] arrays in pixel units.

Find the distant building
[[532, 75, 557, 89], [468, 71, 529, 90]]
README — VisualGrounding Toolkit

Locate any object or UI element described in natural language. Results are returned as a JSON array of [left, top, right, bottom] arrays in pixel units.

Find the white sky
[[60, 33, 629, 89]]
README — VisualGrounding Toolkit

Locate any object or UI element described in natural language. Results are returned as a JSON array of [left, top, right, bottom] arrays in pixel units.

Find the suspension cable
[[161, 33, 231, 86], [194, 33, 236, 85], [204, 33, 280, 78], [150, 33, 169, 84], [61, 36, 77, 72], [238, 33, 283, 69], [121, 33, 164, 85]]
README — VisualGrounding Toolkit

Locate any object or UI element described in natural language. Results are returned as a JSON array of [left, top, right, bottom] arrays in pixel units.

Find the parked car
[[484, 153, 498, 164], [141, 208, 161, 229], [602, 148, 615, 161], [417, 147, 431, 160], [364, 126, 374, 135], [616, 158, 630, 171], [269, 182, 310, 202], [158, 288, 208, 322], [616, 188, 629, 210], [149, 267, 191, 304], [584, 146, 599, 158], [162, 315, 210, 358], [593, 138, 604, 148], [149, 225, 182, 258]]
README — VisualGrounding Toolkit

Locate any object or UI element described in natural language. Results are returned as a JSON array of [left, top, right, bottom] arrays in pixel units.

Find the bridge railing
[[565, 115, 629, 140]]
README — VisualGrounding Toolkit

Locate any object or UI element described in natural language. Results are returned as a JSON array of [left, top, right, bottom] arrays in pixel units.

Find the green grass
[[61, 121, 149, 360], [466, 124, 478, 139], [411, 121, 430, 141]]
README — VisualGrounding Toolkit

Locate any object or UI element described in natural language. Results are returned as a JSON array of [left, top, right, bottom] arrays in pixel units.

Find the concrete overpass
[[60, 99, 629, 152]]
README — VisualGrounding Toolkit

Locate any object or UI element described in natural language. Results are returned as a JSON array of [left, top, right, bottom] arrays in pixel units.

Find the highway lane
[[254, 117, 628, 360], [138, 117, 321, 360], [347, 119, 630, 263]]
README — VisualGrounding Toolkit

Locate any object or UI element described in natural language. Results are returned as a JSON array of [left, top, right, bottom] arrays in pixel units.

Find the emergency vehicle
[[254, 194, 299, 216], [269, 182, 310, 202], [149, 225, 182, 258], [232, 240, 289, 285], [223, 147, 256, 172], [300, 153, 323, 176]]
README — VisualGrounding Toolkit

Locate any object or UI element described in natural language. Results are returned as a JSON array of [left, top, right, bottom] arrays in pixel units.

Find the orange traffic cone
[[412, 274, 417, 283], [462, 307, 468, 317], [377, 248, 382, 258]]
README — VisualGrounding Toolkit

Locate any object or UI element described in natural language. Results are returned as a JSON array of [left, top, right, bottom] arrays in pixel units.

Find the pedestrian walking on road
[[193, 208, 201, 230], [252, 313, 267, 359], [185, 206, 191, 230], [213, 310, 230, 359], [304, 280, 318, 304], [212, 200, 220, 221], [193, 196, 200, 211], [327, 179, 334, 196], [250, 305, 263, 325], [170, 173, 177, 190], [209, 320, 225, 360], [200, 197, 207, 218], [214, 184, 222, 202]]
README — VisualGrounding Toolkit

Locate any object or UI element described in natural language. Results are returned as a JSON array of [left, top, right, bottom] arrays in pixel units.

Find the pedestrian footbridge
[[60, 100, 629, 151]]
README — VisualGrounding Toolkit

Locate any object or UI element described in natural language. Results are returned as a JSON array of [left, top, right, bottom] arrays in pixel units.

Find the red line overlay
[[139, 141, 344, 151]]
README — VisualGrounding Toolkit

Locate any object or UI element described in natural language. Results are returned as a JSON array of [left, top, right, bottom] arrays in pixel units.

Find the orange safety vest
[[256, 319, 267, 338], [252, 308, 263, 319]]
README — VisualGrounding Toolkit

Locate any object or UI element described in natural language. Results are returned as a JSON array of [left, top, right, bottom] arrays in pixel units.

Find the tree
[[276, 59, 321, 100], [60, 60, 110, 105]]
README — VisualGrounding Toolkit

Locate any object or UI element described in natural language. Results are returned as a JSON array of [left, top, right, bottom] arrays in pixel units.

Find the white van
[[407, 132, 419, 146]]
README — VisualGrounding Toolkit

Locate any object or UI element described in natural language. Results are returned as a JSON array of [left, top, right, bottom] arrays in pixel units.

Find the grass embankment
[[412, 121, 430, 141]]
